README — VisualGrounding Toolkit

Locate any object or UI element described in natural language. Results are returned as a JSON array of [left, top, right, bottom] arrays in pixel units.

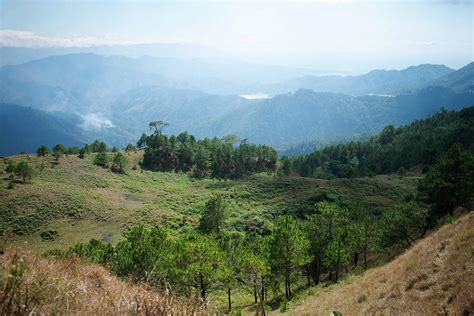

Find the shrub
[[40, 230, 59, 241], [94, 152, 109, 168]]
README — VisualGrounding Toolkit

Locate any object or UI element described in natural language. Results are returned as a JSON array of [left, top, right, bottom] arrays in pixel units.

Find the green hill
[[0, 150, 417, 252]]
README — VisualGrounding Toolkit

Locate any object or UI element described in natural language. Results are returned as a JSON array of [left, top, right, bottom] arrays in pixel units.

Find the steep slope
[[285, 212, 474, 315], [200, 89, 474, 146], [426, 62, 474, 93], [0, 247, 192, 314], [0, 104, 85, 156], [256, 64, 454, 96]]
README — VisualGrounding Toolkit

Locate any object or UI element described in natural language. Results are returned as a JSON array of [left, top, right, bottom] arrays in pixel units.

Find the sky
[[0, 0, 473, 73]]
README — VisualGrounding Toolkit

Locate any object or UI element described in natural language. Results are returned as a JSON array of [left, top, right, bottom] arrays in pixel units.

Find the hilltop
[[282, 212, 474, 315]]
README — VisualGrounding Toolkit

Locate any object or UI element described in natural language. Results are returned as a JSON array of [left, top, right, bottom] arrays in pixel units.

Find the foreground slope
[[285, 212, 474, 315], [0, 247, 192, 314]]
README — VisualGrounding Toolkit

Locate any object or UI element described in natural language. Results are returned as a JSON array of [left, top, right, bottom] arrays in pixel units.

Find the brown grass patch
[[284, 212, 474, 315], [0, 248, 195, 315]]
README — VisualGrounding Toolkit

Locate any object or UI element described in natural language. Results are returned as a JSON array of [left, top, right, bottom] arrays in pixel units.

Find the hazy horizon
[[1, 0, 472, 73]]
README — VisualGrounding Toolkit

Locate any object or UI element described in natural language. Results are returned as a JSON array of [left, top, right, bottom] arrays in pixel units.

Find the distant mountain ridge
[[424, 62, 474, 93], [0, 54, 473, 153], [252, 64, 454, 96]]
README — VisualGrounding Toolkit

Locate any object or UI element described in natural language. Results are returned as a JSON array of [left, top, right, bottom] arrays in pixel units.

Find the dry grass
[[0, 247, 195, 315], [285, 212, 474, 315]]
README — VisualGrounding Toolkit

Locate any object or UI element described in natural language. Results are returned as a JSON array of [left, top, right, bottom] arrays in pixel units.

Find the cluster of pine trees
[[282, 107, 474, 178], [66, 196, 431, 313], [140, 128, 277, 179]]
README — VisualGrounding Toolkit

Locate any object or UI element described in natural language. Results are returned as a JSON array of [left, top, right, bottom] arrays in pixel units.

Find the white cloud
[[80, 113, 114, 130], [0, 29, 183, 48]]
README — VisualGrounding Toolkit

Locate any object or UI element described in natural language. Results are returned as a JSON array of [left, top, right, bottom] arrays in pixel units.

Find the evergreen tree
[[36, 145, 50, 157], [94, 152, 109, 167], [192, 145, 211, 178], [15, 161, 34, 183], [269, 215, 310, 299], [199, 196, 228, 235], [418, 143, 474, 218], [5, 160, 16, 178], [111, 152, 128, 174]]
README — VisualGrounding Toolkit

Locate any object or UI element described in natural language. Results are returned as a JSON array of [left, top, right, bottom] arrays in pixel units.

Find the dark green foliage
[[36, 145, 50, 157], [83, 144, 91, 154], [193, 144, 211, 178], [70, 239, 114, 264], [40, 229, 58, 241], [124, 143, 136, 152], [137, 133, 147, 148], [78, 148, 86, 159], [7, 180, 15, 190], [111, 152, 128, 174], [199, 196, 228, 234], [269, 215, 310, 299], [418, 143, 474, 219], [90, 140, 108, 153], [52, 144, 65, 155], [142, 131, 277, 179], [286, 108, 474, 178], [94, 152, 109, 168], [381, 202, 428, 247], [14, 161, 33, 183], [65, 146, 81, 155], [5, 160, 16, 178]]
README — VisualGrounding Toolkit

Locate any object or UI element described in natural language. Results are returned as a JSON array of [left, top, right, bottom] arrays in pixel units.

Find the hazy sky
[[0, 0, 472, 72]]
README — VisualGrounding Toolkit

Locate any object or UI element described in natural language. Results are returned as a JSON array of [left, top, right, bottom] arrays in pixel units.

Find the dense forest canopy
[[141, 130, 277, 179], [283, 107, 474, 178]]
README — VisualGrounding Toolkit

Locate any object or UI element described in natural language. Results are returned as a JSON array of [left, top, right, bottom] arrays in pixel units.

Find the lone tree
[[37, 145, 50, 157], [111, 152, 128, 174], [149, 121, 169, 135], [199, 196, 228, 234], [52, 144, 65, 161], [5, 160, 16, 178], [15, 161, 34, 183], [269, 215, 310, 299], [94, 152, 109, 168]]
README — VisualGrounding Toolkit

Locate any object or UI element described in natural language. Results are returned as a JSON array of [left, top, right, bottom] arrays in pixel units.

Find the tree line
[[140, 124, 277, 179], [281, 107, 474, 179]]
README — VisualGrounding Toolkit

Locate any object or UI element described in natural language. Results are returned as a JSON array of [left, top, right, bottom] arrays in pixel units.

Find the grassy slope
[[0, 246, 193, 314], [281, 212, 474, 315], [0, 151, 418, 253]]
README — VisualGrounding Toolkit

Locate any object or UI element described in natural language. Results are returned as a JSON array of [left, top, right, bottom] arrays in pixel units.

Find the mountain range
[[0, 52, 473, 155]]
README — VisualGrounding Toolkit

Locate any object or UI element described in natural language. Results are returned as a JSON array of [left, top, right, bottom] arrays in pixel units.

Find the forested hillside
[[0, 104, 85, 156], [2, 106, 472, 313], [284, 107, 474, 178]]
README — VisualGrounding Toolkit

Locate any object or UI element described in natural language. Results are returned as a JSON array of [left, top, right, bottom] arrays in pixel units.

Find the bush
[[94, 152, 109, 168], [37, 145, 50, 157], [7, 180, 15, 190], [40, 230, 58, 241]]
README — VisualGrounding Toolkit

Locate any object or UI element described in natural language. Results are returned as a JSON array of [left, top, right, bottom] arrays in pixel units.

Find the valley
[[1, 2, 473, 313]]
